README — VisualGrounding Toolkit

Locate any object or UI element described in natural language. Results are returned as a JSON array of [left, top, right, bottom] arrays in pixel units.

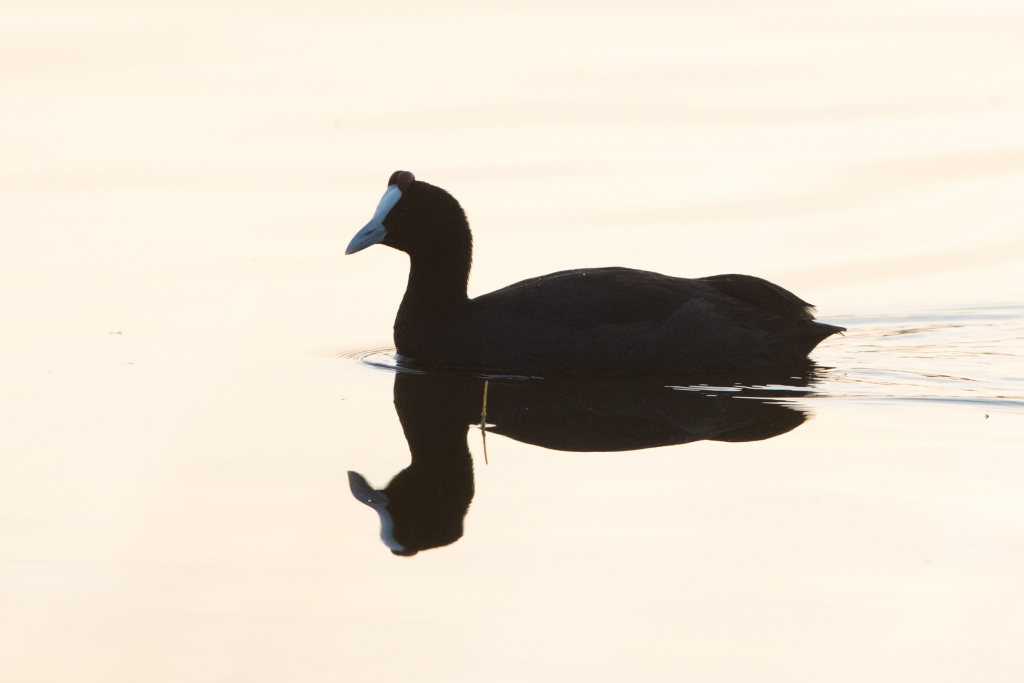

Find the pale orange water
[[2, 1, 1023, 680]]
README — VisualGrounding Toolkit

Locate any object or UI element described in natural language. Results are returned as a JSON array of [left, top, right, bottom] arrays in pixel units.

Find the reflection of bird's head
[[348, 463, 471, 557], [348, 372, 478, 557], [347, 472, 409, 555]]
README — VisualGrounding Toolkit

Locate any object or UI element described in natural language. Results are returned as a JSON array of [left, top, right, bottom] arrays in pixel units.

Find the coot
[[346, 171, 843, 376]]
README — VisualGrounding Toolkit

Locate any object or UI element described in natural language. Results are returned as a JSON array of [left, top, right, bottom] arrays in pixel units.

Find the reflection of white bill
[[347, 471, 404, 553]]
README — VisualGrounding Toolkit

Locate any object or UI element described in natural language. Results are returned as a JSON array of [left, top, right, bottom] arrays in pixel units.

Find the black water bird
[[349, 368, 815, 556], [346, 171, 844, 376]]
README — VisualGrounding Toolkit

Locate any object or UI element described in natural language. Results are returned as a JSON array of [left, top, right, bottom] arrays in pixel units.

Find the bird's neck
[[398, 249, 471, 316], [393, 250, 471, 360]]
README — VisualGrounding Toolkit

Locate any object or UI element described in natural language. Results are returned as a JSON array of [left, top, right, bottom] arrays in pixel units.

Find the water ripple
[[335, 304, 1024, 413], [813, 303, 1024, 412]]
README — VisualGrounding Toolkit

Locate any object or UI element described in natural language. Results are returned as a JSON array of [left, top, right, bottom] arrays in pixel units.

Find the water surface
[[2, 1, 1024, 681]]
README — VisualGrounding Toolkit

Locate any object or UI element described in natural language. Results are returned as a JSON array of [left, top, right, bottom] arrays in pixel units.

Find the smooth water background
[[2, 1, 1023, 680]]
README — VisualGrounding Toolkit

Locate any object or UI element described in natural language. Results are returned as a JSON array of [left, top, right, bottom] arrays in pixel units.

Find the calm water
[[3, 1, 1024, 681]]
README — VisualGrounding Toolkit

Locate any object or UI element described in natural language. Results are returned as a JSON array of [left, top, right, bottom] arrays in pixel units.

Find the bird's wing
[[472, 267, 705, 327]]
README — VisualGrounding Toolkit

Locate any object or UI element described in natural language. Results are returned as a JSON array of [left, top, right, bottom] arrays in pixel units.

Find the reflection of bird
[[346, 171, 844, 377], [349, 366, 817, 556]]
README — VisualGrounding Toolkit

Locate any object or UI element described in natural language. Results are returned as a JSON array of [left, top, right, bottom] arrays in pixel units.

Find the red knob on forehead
[[388, 170, 415, 192]]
